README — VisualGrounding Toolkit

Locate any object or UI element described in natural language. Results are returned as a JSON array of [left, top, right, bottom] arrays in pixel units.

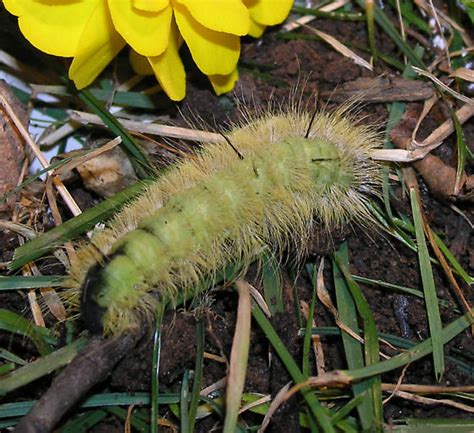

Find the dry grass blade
[[248, 283, 272, 318], [27, 289, 45, 328], [302, 25, 373, 71], [282, 14, 317, 31], [40, 287, 67, 321], [70, 110, 224, 143], [0, 220, 36, 240], [382, 384, 474, 393], [223, 279, 252, 433], [282, 0, 351, 32], [416, 102, 474, 148], [124, 404, 134, 433], [450, 67, 474, 82], [53, 137, 122, 176], [413, 67, 474, 105], [427, 0, 451, 65], [301, 301, 326, 375], [395, 0, 406, 62], [384, 389, 474, 413], [414, 0, 472, 46], [382, 363, 410, 405], [316, 264, 364, 344], [200, 377, 226, 397], [411, 94, 439, 144], [239, 394, 271, 415], [380, 102, 474, 162], [0, 94, 82, 217], [0, 50, 54, 84], [371, 149, 424, 162], [38, 121, 81, 148], [284, 371, 352, 399], [39, 76, 144, 147], [424, 223, 473, 321], [257, 382, 292, 433]]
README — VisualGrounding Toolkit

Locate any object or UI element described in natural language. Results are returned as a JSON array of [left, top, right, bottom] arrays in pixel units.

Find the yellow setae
[[3, 0, 293, 100]]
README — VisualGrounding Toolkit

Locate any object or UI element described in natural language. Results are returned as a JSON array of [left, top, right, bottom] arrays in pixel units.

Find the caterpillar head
[[80, 254, 157, 335]]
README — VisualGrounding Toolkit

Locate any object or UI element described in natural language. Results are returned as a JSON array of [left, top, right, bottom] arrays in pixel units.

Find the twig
[[14, 329, 144, 433]]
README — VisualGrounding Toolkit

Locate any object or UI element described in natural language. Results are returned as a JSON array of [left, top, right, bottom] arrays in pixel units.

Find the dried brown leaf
[[0, 80, 27, 215]]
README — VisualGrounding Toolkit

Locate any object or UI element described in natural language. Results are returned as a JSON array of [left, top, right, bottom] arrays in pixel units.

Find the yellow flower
[[3, 0, 292, 101]]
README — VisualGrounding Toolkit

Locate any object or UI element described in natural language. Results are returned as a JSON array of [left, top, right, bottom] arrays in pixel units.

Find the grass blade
[[351, 275, 459, 312], [0, 275, 64, 291], [77, 89, 152, 178], [180, 370, 190, 433], [308, 326, 473, 378], [223, 280, 252, 433], [330, 393, 365, 424], [188, 318, 205, 433], [262, 254, 284, 315], [58, 410, 107, 433], [365, 0, 377, 61], [355, 0, 425, 68], [291, 5, 364, 21], [410, 188, 445, 380], [332, 246, 380, 432], [0, 348, 27, 366], [0, 276, 63, 290], [0, 309, 54, 356], [0, 392, 187, 419], [391, 217, 474, 285], [302, 262, 319, 378], [391, 0, 430, 34], [298, 312, 472, 394], [450, 109, 468, 195], [346, 312, 471, 381], [252, 302, 336, 433], [151, 304, 164, 433], [431, 231, 474, 285], [106, 406, 149, 432], [89, 89, 166, 110], [393, 418, 474, 433], [0, 338, 87, 396], [9, 180, 150, 271]]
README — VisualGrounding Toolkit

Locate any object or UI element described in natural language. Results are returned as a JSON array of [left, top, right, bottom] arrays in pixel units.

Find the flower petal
[[208, 68, 239, 95], [2, 0, 23, 15], [132, 0, 169, 12], [244, 0, 292, 26], [108, 0, 172, 56], [248, 18, 265, 37], [69, 3, 126, 89], [3, 0, 100, 57], [174, 3, 240, 76], [176, 0, 249, 35], [146, 21, 186, 101]]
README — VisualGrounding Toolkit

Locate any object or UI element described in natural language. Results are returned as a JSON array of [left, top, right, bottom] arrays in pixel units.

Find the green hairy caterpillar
[[66, 104, 382, 336]]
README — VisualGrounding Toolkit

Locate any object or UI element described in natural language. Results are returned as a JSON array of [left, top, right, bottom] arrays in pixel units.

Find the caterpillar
[[65, 103, 382, 336]]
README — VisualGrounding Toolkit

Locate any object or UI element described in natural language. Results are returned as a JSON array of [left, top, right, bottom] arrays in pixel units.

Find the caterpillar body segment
[[67, 109, 382, 336]]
